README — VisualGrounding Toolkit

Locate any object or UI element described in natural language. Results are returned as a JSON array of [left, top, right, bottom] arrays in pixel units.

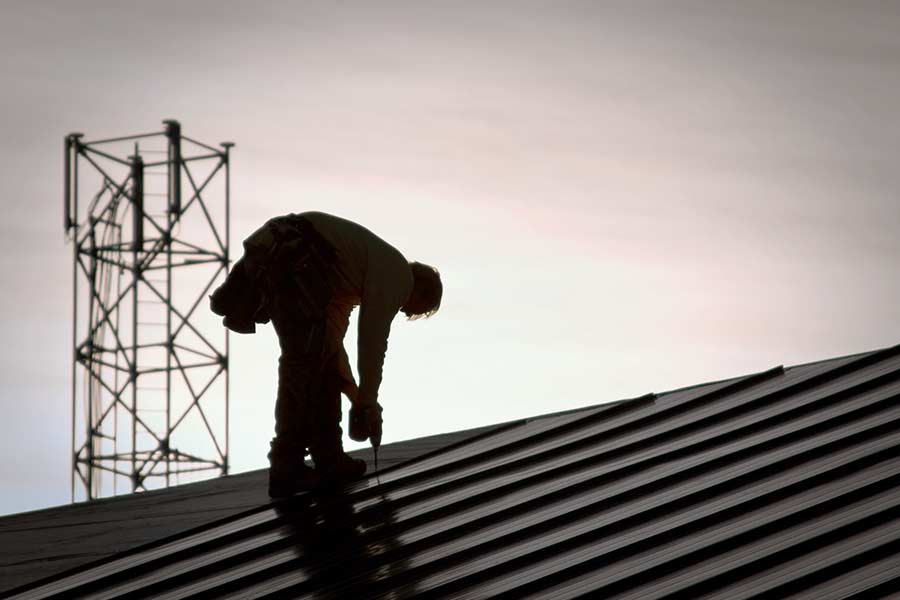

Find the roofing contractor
[[210, 211, 442, 498]]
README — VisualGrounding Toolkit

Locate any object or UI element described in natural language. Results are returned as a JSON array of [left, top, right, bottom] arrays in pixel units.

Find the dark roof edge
[[2, 423, 525, 597], [655, 342, 900, 399], [0, 468, 268, 521], [9, 343, 897, 524], [389, 342, 900, 450], [782, 342, 900, 371]]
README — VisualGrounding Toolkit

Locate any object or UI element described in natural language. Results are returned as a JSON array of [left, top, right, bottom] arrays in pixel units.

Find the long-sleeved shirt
[[297, 212, 413, 407]]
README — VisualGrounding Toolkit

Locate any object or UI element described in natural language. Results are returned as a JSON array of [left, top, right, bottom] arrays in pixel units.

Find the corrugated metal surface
[[6, 344, 900, 599], [0, 425, 502, 593]]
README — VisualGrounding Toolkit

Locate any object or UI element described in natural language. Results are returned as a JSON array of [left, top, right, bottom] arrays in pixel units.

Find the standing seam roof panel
[[6, 344, 900, 600]]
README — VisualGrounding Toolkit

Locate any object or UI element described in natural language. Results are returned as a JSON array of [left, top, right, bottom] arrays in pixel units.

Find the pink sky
[[1, 1, 899, 515]]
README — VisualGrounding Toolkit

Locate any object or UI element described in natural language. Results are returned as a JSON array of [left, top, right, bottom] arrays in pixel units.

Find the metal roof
[[0, 425, 501, 594], [5, 344, 900, 599]]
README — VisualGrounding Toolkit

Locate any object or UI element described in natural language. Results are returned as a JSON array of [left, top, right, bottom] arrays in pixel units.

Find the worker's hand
[[342, 382, 359, 403], [368, 403, 383, 449], [349, 402, 383, 447]]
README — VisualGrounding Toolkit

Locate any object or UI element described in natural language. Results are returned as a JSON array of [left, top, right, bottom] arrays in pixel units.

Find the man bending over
[[210, 211, 442, 497]]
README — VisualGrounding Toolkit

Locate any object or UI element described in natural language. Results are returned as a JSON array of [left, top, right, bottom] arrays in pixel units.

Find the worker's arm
[[337, 347, 359, 401], [355, 293, 398, 409], [326, 301, 358, 399]]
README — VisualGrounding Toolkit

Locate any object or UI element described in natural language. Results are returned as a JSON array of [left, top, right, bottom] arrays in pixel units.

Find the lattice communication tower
[[65, 120, 233, 501]]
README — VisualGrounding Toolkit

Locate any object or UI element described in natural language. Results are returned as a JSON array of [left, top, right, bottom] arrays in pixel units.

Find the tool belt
[[210, 214, 337, 333]]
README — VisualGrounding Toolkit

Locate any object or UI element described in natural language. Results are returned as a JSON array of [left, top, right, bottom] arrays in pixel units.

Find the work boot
[[268, 439, 321, 499], [306, 371, 367, 485], [311, 447, 367, 485]]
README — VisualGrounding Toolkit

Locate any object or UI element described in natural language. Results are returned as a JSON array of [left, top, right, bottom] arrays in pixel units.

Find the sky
[[1, 0, 899, 516]]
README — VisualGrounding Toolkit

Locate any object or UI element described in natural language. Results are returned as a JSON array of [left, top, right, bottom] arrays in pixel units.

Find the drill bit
[[372, 438, 382, 486]]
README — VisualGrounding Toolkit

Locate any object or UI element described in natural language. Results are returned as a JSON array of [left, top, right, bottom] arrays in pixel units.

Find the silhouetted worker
[[210, 211, 442, 497]]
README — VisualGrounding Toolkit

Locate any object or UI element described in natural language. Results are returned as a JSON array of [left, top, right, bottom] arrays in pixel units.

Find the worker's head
[[403, 262, 442, 320]]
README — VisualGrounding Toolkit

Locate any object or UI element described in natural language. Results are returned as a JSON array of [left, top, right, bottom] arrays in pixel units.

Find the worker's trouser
[[253, 215, 343, 468], [268, 279, 344, 465]]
